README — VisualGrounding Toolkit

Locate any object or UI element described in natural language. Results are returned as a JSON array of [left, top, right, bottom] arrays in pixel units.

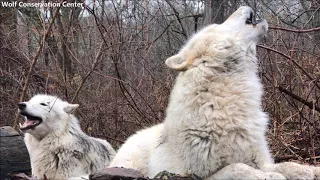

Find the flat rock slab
[[90, 167, 146, 180], [90, 167, 202, 180]]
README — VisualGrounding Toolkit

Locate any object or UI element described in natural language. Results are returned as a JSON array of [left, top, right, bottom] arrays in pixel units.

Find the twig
[[71, 42, 104, 103], [262, 73, 320, 113], [281, 141, 304, 160], [274, 155, 295, 162], [257, 45, 320, 90], [83, 4, 160, 122], [277, 85, 320, 113]]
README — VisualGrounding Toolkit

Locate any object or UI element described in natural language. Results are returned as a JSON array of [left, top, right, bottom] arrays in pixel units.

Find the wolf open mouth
[[245, 12, 265, 26], [245, 12, 254, 25], [19, 112, 42, 131]]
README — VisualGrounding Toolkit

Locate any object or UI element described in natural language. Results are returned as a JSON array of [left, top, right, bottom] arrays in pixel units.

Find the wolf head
[[165, 6, 268, 72], [18, 94, 79, 138]]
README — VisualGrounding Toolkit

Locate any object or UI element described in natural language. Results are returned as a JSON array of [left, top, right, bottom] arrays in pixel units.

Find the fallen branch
[[274, 155, 296, 163]]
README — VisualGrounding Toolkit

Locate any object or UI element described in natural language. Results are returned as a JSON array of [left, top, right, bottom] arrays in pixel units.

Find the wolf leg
[[261, 162, 320, 180], [250, 139, 316, 179], [68, 174, 89, 180], [209, 163, 285, 180]]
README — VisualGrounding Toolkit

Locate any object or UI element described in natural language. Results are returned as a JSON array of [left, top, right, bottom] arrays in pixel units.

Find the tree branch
[[71, 42, 104, 103], [277, 85, 320, 113], [269, 26, 320, 33], [257, 45, 320, 90]]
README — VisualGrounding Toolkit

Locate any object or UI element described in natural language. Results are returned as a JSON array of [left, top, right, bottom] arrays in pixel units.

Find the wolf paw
[[313, 166, 320, 180], [275, 162, 314, 180], [264, 172, 286, 180], [211, 163, 285, 180]]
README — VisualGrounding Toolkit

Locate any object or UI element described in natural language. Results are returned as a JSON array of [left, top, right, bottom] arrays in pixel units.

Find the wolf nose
[[18, 102, 26, 110]]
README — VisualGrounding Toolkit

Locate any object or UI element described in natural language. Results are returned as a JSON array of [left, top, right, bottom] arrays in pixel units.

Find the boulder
[[0, 126, 31, 179]]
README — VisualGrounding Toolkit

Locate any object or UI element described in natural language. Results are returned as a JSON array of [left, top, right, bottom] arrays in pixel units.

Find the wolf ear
[[165, 54, 190, 71], [63, 103, 79, 114]]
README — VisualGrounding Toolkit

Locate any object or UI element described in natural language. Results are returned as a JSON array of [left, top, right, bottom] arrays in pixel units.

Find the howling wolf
[[18, 94, 115, 179], [110, 6, 320, 180]]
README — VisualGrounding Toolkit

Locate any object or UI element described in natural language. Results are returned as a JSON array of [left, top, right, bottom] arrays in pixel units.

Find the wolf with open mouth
[[19, 104, 44, 132], [109, 6, 320, 180], [18, 94, 115, 179]]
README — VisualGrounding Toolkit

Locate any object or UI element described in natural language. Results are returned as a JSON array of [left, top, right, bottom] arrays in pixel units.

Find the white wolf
[[110, 6, 320, 180], [18, 94, 116, 180]]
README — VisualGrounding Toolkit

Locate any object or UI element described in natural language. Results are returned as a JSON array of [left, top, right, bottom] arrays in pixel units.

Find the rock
[[90, 167, 146, 180], [153, 171, 202, 180], [89, 167, 202, 180], [0, 126, 31, 179]]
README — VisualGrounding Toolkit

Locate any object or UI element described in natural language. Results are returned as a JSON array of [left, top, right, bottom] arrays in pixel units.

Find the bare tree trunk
[[204, 0, 226, 25]]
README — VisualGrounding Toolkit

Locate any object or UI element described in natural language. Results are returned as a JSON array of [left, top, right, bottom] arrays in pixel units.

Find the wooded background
[[0, 0, 319, 165]]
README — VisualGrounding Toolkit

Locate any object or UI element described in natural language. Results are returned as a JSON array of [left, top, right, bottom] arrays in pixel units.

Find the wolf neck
[[164, 63, 264, 133], [66, 115, 84, 135]]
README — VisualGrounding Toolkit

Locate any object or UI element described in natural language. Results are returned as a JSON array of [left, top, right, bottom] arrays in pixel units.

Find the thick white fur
[[20, 94, 115, 179], [110, 124, 164, 175], [110, 6, 320, 180]]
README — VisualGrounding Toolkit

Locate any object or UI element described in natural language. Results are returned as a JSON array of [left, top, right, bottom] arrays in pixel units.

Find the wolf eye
[[40, 103, 47, 106]]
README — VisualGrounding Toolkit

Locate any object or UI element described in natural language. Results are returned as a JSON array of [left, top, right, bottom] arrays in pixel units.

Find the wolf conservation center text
[[1, 1, 83, 8]]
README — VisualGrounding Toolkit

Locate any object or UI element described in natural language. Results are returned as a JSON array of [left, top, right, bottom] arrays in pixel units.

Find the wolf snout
[[18, 102, 26, 110]]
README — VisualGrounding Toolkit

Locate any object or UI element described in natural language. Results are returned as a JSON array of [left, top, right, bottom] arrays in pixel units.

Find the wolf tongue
[[23, 120, 36, 127]]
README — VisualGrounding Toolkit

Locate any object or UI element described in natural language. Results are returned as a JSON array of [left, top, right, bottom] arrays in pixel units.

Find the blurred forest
[[0, 0, 319, 165]]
